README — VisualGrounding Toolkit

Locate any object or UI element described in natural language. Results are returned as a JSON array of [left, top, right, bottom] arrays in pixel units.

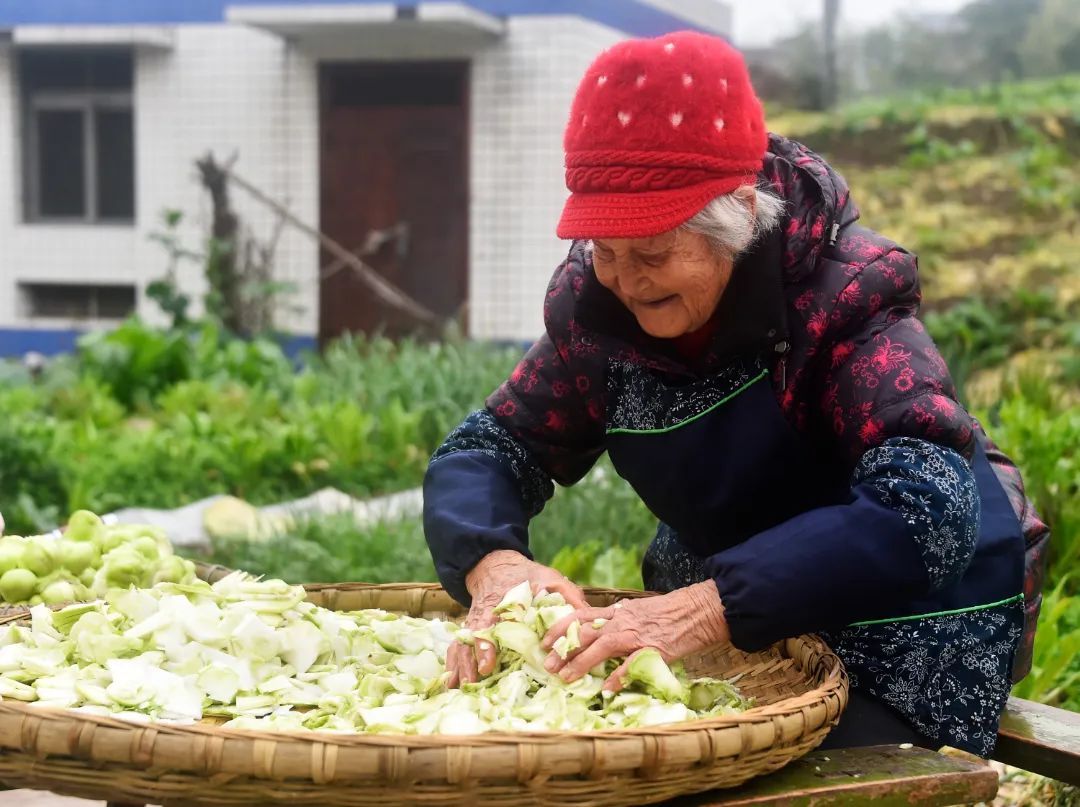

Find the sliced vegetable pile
[[0, 511, 197, 606], [0, 575, 749, 733]]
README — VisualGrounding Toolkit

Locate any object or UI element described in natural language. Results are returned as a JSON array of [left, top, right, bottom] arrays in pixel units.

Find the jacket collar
[[763, 134, 859, 282]]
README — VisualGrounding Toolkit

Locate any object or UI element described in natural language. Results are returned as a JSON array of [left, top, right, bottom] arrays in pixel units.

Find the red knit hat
[[557, 31, 767, 240]]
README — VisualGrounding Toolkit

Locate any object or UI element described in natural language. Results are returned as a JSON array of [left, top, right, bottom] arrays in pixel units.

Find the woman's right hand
[[446, 549, 588, 688]]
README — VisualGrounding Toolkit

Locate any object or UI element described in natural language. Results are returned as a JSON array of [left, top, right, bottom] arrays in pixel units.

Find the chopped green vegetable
[[623, 648, 688, 704], [552, 619, 581, 660], [0, 574, 749, 733]]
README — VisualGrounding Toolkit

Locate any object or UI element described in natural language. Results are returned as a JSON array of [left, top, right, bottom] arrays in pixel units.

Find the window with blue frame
[[19, 47, 136, 223]]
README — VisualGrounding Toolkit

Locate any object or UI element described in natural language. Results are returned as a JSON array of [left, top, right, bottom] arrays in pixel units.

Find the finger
[[544, 578, 589, 610], [458, 647, 479, 684], [544, 604, 596, 648], [542, 607, 611, 650], [603, 658, 630, 693], [475, 636, 498, 676], [454, 601, 497, 683], [468, 609, 498, 676], [449, 636, 481, 686], [544, 619, 604, 672], [541, 609, 596, 651], [556, 634, 625, 683], [445, 644, 462, 689]]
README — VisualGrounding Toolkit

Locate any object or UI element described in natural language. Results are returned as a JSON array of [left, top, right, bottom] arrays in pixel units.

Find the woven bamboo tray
[[0, 573, 848, 806]]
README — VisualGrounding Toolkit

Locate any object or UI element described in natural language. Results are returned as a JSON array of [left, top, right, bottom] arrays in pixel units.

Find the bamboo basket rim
[[0, 578, 849, 805]]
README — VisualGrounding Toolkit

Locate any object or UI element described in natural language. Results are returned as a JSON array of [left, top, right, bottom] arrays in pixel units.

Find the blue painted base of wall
[[0, 329, 82, 357], [277, 334, 320, 358], [0, 328, 319, 360]]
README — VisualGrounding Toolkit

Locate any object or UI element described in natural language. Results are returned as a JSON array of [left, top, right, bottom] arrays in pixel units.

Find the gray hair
[[681, 185, 786, 260]]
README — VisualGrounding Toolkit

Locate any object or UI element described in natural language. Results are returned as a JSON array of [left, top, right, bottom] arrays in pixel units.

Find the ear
[[732, 184, 757, 218]]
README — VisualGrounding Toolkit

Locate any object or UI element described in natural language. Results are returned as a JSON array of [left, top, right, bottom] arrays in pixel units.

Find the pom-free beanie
[[557, 31, 768, 240]]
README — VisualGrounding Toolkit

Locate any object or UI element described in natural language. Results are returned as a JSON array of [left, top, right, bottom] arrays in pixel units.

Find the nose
[[615, 260, 651, 298]]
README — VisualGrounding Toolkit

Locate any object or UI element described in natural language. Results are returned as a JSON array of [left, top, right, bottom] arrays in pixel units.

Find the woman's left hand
[[540, 580, 730, 692]]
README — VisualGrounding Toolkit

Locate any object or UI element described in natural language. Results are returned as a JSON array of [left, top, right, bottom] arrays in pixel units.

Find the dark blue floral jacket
[[423, 135, 1049, 756]]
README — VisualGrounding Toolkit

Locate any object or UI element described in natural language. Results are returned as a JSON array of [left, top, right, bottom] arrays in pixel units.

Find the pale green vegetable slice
[[622, 648, 688, 704], [0, 568, 749, 734], [199, 666, 241, 704], [0, 676, 38, 701], [392, 649, 442, 681], [552, 619, 581, 660]]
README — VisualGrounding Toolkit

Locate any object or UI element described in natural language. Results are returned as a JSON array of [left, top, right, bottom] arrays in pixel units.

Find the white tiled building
[[0, 1, 731, 354]]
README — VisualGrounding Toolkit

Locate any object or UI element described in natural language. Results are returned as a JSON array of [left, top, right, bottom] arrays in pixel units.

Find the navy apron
[[603, 355, 1025, 627]]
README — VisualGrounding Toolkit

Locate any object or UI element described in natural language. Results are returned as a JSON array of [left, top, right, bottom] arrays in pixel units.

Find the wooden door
[[319, 62, 469, 342]]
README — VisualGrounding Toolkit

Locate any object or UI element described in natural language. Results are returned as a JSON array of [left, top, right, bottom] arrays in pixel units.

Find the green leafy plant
[[1012, 578, 1080, 710], [925, 289, 1076, 393], [146, 209, 198, 329], [977, 387, 1080, 589]]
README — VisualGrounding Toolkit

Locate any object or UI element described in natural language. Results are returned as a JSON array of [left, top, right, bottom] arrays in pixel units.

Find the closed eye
[[638, 253, 669, 268]]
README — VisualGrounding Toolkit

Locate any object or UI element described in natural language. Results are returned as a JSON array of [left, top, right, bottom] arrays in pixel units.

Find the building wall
[[468, 15, 624, 342], [0, 25, 320, 341], [1, 10, 730, 349], [0, 42, 25, 327]]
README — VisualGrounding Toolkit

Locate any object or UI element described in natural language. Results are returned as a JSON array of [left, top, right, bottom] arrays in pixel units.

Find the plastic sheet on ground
[[103, 487, 423, 551]]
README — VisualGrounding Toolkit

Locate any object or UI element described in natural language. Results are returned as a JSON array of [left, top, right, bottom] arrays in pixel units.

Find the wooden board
[[994, 696, 1080, 786], [662, 745, 999, 806]]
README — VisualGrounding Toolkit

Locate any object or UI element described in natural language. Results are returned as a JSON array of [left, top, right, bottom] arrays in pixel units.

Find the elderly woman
[[423, 32, 1048, 755]]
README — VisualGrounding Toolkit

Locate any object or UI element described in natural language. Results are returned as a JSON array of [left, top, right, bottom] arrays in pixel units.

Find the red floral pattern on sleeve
[[812, 248, 975, 464], [485, 253, 606, 486]]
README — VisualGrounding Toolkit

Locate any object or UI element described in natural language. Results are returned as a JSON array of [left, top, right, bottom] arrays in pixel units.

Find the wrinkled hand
[[446, 550, 588, 689], [540, 580, 730, 692]]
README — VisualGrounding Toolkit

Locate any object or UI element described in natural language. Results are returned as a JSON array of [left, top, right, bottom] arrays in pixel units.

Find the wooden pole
[[224, 169, 441, 329]]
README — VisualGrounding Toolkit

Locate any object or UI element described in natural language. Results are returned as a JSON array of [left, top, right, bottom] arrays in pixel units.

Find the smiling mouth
[[638, 295, 677, 308]]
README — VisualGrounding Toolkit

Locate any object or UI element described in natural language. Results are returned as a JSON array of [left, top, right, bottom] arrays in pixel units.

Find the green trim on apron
[[605, 370, 769, 436], [848, 593, 1024, 627]]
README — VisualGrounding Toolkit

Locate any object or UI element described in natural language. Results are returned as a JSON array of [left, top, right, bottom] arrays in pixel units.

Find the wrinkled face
[[591, 229, 733, 338]]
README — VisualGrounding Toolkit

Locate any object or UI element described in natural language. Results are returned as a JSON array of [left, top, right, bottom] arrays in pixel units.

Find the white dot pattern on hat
[[669, 112, 683, 128], [682, 73, 693, 87], [618, 111, 632, 127], [720, 78, 728, 92], [581, 114, 588, 126], [663, 42, 675, 53], [597, 75, 607, 86], [714, 117, 725, 132], [636, 74, 646, 88]]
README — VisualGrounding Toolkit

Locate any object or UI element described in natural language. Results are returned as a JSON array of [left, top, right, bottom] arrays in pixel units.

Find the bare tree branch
[[223, 168, 441, 329]]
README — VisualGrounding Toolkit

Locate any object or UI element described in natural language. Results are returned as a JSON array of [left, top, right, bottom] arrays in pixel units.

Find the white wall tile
[[467, 16, 625, 342], [0, 26, 319, 335]]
